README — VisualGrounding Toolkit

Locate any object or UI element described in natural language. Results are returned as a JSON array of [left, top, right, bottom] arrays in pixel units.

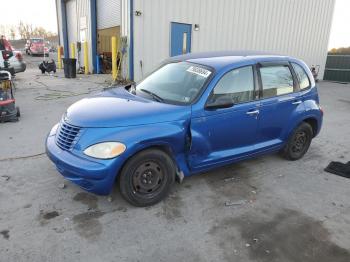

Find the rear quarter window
[[292, 63, 311, 90]]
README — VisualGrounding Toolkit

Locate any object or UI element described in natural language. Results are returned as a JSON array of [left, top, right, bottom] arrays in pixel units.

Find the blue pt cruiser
[[46, 51, 323, 206]]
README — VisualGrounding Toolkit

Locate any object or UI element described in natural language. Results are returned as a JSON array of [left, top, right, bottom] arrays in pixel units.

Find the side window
[[209, 66, 255, 105], [260, 65, 294, 98], [292, 62, 311, 90]]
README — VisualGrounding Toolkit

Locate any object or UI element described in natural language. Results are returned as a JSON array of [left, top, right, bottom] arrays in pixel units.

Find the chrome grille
[[55, 121, 81, 150]]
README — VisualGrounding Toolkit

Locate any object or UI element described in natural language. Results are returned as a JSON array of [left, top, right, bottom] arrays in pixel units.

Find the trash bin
[[62, 58, 77, 78]]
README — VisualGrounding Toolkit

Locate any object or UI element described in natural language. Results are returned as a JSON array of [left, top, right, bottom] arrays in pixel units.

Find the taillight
[[15, 52, 23, 61]]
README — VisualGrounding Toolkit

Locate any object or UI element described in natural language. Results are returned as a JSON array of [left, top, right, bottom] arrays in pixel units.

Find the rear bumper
[[46, 134, 123, 195]]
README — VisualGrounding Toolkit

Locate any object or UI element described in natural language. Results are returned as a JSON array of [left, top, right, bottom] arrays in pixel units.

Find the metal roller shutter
[[66, 0, 78, 46], [97, 0, 121, 30]]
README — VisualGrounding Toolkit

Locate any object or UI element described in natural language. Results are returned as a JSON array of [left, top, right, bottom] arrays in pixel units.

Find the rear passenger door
[[255, 62, 305, 150]]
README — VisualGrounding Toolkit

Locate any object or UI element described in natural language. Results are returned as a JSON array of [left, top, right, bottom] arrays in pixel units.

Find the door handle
[[292, 100, 302, 105], [246, 109, 259, 115]]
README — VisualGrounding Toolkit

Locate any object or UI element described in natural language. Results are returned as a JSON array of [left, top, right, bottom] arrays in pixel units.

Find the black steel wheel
[[281, 122, 313, 161], [119, 149, 175, 207]]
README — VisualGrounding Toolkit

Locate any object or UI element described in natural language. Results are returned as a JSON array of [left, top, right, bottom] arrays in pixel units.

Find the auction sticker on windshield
[[186, 66, 211, 78]]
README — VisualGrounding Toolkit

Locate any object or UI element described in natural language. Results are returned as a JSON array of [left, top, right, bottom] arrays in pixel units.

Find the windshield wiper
[[139, 88, 164, 102]]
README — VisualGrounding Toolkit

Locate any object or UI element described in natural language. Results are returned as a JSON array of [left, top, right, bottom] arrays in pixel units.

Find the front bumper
[[46, 134, 123, 195]]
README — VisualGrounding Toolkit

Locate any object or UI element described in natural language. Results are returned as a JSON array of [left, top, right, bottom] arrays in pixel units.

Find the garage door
[[97, 0, 121, 29], [66, 0, 78, 57]]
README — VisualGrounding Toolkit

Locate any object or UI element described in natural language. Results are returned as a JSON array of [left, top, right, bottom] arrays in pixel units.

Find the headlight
[[84, 142, 126, 159]]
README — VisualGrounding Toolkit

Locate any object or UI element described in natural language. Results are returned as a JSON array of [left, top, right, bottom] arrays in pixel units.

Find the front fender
[[74, 120, 191, 180]]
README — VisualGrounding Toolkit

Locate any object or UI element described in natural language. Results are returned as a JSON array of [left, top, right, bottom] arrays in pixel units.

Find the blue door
[[189, 65, 260, 170], [170, 22, 192, 57], [256, 63, 304, 150]]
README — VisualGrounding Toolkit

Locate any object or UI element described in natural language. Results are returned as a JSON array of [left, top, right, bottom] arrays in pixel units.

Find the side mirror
[[205, 96, 234, 110]]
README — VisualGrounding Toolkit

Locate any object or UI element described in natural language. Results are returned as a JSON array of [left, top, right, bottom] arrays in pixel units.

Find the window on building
[[209, 66, 255, 105], [260, 65, 294, 98], [292, 63, 311, 90]]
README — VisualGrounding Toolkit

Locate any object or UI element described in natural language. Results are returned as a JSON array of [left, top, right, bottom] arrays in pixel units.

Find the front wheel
[[281, 122, 313, 161], [119, 149, 175, 207]]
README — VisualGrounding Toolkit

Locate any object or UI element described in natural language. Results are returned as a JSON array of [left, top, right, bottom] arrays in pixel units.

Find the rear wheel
[[281, 122, 313, 161], [119, 149, 175, 207]]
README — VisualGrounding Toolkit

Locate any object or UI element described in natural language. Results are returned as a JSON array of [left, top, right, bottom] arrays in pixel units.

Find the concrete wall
[[133, 0, 336, 81]]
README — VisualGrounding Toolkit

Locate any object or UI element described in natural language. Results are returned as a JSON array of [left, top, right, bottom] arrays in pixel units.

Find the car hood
[[65, 87, 191, 128]]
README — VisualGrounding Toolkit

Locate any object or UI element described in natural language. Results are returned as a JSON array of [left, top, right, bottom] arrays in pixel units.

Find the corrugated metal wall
[[133, 0, 335, 81], [66, 0, 78, 57], [56, 0, 64, 46], [97, 0, 121, 29]]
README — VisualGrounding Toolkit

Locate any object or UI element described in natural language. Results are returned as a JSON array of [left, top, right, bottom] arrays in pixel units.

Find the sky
[[328, 0, 350, 49], [0, 0, 349, 49], [0, 0, 58, 33]]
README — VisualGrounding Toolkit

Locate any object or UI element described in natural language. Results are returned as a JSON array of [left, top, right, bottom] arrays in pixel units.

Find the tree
[[17, 21, 33, 39], [9, 27, 16, 40], [328, 47, 350, 55], [17, 21, 57, 39]]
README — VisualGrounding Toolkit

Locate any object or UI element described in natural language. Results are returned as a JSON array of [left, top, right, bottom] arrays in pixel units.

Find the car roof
[[166, 51, 291, 71]]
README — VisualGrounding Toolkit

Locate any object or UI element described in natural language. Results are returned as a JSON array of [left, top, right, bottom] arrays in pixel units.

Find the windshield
[[136, 62, 212, 104]]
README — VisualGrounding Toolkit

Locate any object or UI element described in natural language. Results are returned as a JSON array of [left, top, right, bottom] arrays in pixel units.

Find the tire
[[281, 122, 313, 161], [119, 149, 175, 207], [16, 107, 20, 118]]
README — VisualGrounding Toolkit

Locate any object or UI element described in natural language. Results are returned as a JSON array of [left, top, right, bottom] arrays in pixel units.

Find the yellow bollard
[[57, 46, 62, 69], [111, 36, 117, 80], [83, 41, 89, 75], [70, 43, 76, 59]]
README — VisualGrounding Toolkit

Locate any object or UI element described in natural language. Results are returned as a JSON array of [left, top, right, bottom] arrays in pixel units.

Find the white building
[[56, 0, 336, 81]]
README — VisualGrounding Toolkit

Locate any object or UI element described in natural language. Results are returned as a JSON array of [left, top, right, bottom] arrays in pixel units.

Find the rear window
[[260, 65, 294, 98], [292, 63, 311, 90]]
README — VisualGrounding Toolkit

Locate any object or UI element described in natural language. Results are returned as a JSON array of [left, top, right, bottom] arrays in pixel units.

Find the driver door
[[189, 65, 260, 170]]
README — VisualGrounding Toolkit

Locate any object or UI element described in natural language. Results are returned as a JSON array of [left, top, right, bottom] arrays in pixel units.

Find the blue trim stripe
[[129, 0, 134, 80], [91, 0, 97, 73], [61, 0, 69, 58]]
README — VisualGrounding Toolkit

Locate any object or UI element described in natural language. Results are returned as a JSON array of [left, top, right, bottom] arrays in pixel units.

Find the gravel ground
[[0, 54, 350, 262]]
